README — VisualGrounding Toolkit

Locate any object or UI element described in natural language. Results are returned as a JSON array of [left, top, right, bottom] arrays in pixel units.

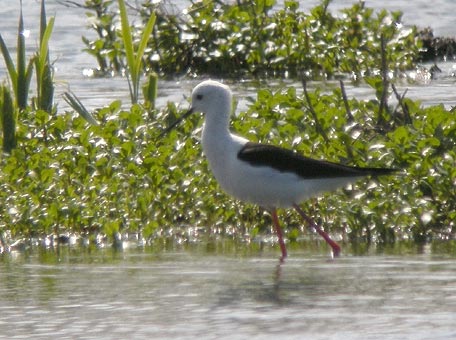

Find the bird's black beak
[[158, 107, 194, 138]]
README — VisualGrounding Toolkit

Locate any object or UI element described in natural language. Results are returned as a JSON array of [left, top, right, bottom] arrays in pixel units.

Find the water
[[1, 247, 456, 339]]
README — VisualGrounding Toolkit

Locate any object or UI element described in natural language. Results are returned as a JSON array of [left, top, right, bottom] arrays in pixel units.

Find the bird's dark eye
[[196, 94, 203, 100]]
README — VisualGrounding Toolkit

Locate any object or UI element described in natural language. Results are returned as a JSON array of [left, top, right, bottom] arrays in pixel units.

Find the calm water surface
[[1, 248, 456, 339]]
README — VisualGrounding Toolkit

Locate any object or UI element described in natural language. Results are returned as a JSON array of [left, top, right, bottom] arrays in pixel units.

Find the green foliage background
[[83, 0, 419, 79], [171, 0, 417, 78], [1, 84, 455, 247], [0, 0, 455, 251]]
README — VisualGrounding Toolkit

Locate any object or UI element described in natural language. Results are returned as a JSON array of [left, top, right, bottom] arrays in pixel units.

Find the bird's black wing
[[237, 142, 396, 179]]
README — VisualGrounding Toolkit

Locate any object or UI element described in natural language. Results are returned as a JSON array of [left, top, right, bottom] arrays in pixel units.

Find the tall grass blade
[[134, 13, 156, 84], [16, 1, 28, 109], [36, 0, 55, 112], [38, 18, 54, 75], [24, 60, 34, 109], [63, 91, 98, 125], [118, 0, 137, 103], [143, 72, 158, 109], [118, 0, 156, 104], [0, 35, 18, 94], [1, 86, 17, 153]]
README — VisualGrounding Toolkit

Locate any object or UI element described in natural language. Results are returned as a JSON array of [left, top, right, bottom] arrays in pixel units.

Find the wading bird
[[161, 80, 395, 260]]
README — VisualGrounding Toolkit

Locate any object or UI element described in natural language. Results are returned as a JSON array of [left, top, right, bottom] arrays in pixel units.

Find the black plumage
[[238, 142, 396, 179]]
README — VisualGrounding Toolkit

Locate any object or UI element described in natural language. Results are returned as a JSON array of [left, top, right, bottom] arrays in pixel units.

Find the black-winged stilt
[[161, 80, 396, 260]]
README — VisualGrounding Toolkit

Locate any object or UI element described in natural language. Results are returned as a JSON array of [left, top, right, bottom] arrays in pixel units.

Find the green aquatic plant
[[0, 0, 55, 152], [62, 91, 98, 125], [118, 0, 156, 104], [72, 0, 157, 105], [142, 72, 158, 109], [0, 85, 16, 153], [81, 0, 122, 74], [0, 2, 34, 110], [1, 79, 455, 247], [34, 0, 55, 113], [81, 0, 420, 79]]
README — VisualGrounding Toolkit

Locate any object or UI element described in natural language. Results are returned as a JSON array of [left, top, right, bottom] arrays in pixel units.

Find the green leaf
[[118, 0, 136, 100], [16, 3, 28, 109], [1, 85, 17, 152], [134, 12, 156, 82], [63, 91, 98, 125], [0, 34, 17, 92], [38, 16, 54, 81]]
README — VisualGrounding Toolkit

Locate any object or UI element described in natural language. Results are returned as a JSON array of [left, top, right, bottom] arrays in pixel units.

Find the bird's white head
[[190, 80, 232, 120], [159, 80, 232, 138]]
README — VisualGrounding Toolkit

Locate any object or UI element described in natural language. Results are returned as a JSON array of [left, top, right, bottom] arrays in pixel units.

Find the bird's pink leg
[[293, 204, 341, 257], [270, 209, 288, 261]]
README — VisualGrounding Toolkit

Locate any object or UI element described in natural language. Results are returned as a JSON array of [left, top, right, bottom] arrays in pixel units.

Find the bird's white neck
[[201, 109, 232, 156]]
